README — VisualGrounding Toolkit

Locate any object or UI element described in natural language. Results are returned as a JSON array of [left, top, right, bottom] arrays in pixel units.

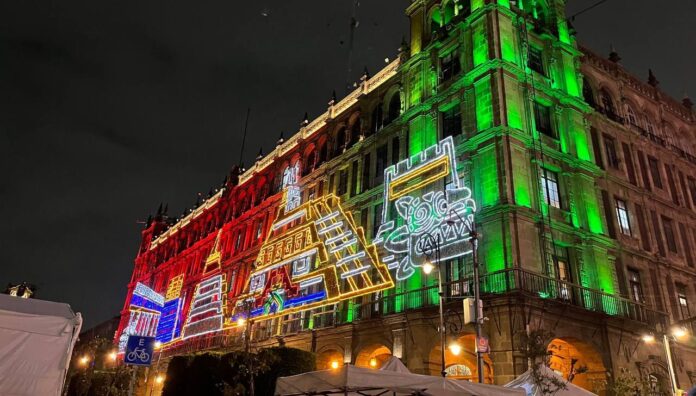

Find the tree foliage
[[162, 347, 315, 396], [517, 329, 568, 395]]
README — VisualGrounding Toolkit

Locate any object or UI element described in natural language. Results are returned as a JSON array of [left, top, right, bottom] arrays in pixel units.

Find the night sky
[[1, 0, 694, 329]]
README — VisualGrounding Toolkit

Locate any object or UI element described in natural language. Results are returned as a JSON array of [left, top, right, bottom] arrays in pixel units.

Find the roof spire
[[277, 131, 285, 145], [608, 44, 621, 63], [256, 147, 264, 161], [683, 93, 693, 110], [301, 112, 309, 127], [648, 69, 660, 87]]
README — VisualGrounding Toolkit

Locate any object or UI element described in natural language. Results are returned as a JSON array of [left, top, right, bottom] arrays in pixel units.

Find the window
[[235, 230, 244, 252], [440, 51, 461, 81], [689, 177, 696, 207], [628, 269, 643, 303], [391, 136, 400, 166], [615, 199, 632, 236], [350, 160, 359, 197], [665, 165, 679, 205], [625, 105, 638, 126], [677, 284, 690, 320], [554, 248, 572, 300], [634, 204, 651, 251], [255, 219, 264, 240], [373, 203, 383, 238], [534, 102, 554, 137], [661, 216, 678, 253], [644, 115, 656, 134], [442, 105, 462, 138], [362, 153, 371, 192], [647, 156, 663, 189], [337, 168, 348, 196], [540, 168, 561, 208], [528, 47, 544, 75], [621, 143, 637, 185], [375, 144, 388, 183], [386, 94, 401, 124], [603, 135, 619, 169], [600, 90, 617, 119]]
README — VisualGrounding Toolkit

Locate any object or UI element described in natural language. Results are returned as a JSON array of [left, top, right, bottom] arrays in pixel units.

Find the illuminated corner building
[[114, 0, 696, 393]]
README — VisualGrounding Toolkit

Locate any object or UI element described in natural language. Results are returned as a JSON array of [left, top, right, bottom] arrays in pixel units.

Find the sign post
[[124, 335, 155, 396]]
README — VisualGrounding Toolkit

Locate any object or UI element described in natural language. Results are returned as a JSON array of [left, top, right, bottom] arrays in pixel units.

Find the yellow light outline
[[388, 156, 450, 200]]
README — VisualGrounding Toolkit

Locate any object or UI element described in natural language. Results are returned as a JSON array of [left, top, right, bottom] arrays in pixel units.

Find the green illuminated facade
[[124, 0, 696, 393]]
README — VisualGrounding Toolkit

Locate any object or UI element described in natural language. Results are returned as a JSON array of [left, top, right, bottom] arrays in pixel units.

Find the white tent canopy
[[504, 365, 597, 396], [0, 294, 82, 396], [275, 357, 524, 396]]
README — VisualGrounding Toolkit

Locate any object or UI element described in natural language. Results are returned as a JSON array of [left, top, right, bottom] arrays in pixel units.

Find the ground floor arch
[[354, 343, 392, 368], [428, 334, 493, 383], [316, 347, 343, 370], [547, 337, 607, 395]]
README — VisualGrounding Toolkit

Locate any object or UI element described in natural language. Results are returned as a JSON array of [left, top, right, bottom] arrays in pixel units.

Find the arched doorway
[[316, 348, 343, 370], [547, 338, 607, 395], [428, 334, 493, 383], [355, 344, 392, 369]]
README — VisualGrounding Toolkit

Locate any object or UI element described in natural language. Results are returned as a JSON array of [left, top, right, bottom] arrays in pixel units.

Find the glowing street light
[[154, 341, 162, 350], [369, 358, 378, 368], [641, 334, 655, 344], [79, 356, 89, 366], [422, 262, 435, 275], [155, 375, 165, 384], [237, 317, 247, 327], [330, 361, 340, 369], [671, 326, 687, 339], [448, 342, 462, 356], [108, 351, 117, 361]]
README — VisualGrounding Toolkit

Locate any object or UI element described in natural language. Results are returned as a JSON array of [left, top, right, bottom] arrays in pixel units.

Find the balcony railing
[[160, 269, 667, 355], [350, 268, 667, 329]]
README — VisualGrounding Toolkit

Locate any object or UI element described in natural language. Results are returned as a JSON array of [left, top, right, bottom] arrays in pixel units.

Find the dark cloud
[[0, 0, 692, 328]]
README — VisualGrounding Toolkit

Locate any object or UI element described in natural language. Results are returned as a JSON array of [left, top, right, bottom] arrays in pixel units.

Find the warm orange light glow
[[155, 375, 165, 384], [448, 342, 462, 356], [108, 351, 117, 361], [154, 341, 162, 350], [369, 358, 378, 368], [237, 317, 247, 327], [672, 326, 687, 339], [79, 356, 89, 365], [330, 361, 340, 369]]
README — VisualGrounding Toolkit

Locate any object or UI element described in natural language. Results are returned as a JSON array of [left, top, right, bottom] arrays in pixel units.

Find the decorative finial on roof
[[277, 131, 284, 145], [256, 147, 263, 161], [163, 203, 168, 215], [362, 66, 370, 80], [399, 36, 409, 54], [683, 93, 693, 110], [156, 202, 163, 216], [648, 69, 660, 87], [608, 44, 621, 63], [301, 112, 309, 127]]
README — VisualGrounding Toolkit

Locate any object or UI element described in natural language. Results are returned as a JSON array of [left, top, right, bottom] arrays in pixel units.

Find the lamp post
[[238, 300, 255, 396], [419, 233, 446, 377], [445, 208, 484, 384], [642, 325, 690, 396]]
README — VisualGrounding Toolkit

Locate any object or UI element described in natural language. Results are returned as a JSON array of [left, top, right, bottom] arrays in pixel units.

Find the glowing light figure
[[375, 136, 477, 280]]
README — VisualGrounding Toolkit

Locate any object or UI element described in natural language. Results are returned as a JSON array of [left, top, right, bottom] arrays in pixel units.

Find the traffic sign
[[124, 335, 155, 366], [476, 336, 489, 354]]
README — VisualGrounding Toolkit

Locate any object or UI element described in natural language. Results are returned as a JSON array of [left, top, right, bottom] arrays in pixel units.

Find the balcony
[[351, 268, 667, 329]]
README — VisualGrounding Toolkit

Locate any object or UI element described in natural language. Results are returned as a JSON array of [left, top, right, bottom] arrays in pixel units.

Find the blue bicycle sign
[[124, 335, 155, 366]]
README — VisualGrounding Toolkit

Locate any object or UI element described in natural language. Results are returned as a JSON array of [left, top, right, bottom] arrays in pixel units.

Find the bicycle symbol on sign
[[127, 347, 150, 362]]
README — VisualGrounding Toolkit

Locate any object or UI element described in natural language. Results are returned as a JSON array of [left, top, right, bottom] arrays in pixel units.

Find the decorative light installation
[[182, 231, 226, 339], [231, 164, 393, 323], [375, 136, 477, 281], [118, 282, 165, 352]]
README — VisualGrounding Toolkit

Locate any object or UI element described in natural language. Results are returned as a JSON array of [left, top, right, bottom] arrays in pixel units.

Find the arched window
[[317, 142, 327, 166], [441, 1, 455, 25], [335, 127, 346, 153], [387, 93, 401, 123], [349, 118, 361, 147], [430, 8, 442, 35], [370, 103, 383, 133], [625, 105, 638, 126], [644, 114, 656, 134], [303, 150, 316, 176], [583, 81, 596, 109], [600, 89, 617, 119]]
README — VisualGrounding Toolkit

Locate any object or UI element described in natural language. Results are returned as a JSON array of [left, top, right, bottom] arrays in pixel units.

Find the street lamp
[[79, 355, 90, 366], [641, 325, 690, 396], [418, 232, 446, 378], [238, 299, 255, 396]]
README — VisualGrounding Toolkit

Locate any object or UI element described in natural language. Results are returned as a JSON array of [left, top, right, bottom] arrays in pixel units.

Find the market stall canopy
[[504, 366, 597, 396], [275, 359, 524, 396], [0, 294, 82, 396]]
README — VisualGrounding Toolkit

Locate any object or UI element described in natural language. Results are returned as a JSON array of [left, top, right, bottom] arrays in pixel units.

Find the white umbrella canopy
[[504, 366, 597, 396], [275, 361, 525, 396]]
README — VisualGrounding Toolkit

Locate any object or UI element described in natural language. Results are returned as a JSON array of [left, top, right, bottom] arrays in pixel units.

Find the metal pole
[[245, 304, 255, 396], [471, 231, 484, 383], [436, 237, 446, 378], [127, 366, 137, 396], [662, 334, 678, 396]]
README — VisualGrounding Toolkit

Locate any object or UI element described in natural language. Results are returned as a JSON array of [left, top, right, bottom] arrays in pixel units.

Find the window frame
[[540, 168, 561, 209], [615, 198, 632, 236]]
